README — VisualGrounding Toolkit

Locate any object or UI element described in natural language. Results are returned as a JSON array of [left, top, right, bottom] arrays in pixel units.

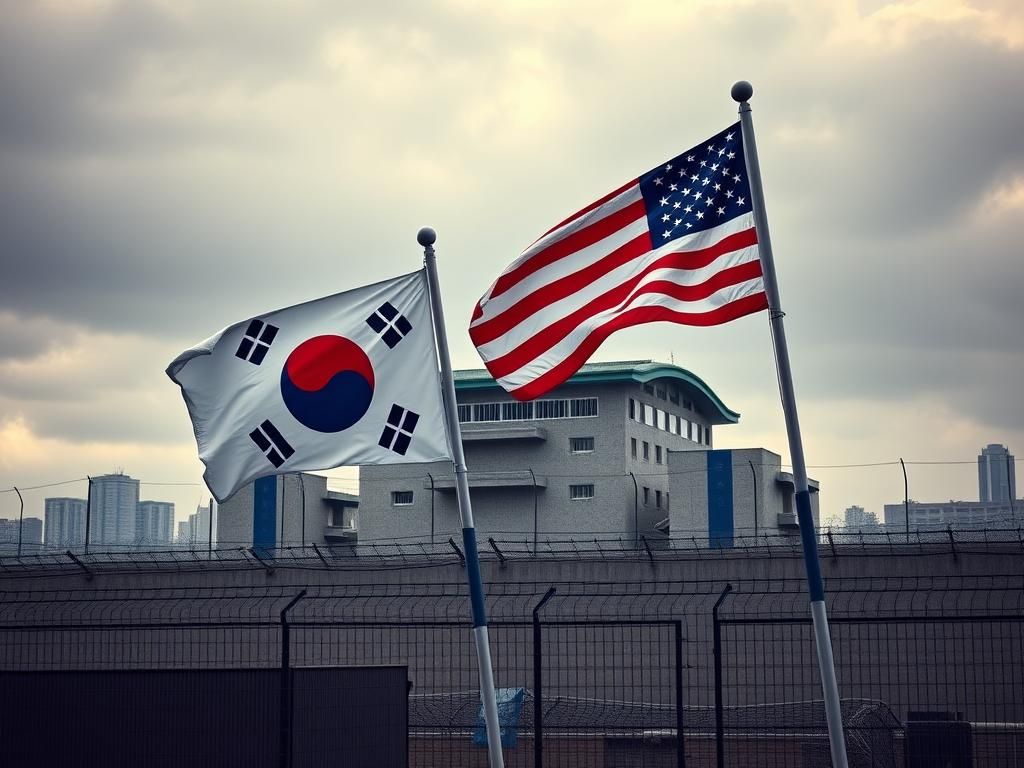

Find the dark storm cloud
[[0, 0, 1021, 452]]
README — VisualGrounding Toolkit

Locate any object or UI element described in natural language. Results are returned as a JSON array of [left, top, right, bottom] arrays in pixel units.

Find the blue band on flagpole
[[462, 526, 488, 628], [795, 490, 825, 602]]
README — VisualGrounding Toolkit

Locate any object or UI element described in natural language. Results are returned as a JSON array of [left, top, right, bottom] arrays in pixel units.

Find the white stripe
[[475, 185, 643, 308], [474, 215, 648, 326], [474, 213, 756, 361], [495, 277, 766, 391]]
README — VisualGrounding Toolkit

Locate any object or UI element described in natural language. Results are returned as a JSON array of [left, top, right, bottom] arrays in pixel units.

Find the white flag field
[[167, 270, 452, 502]]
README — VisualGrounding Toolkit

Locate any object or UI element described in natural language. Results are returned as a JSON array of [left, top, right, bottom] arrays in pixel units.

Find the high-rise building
[[89, 473, 139, 547], [44, 498, 87, 548], [844, 505, 879, 530], [978, 445, 1016, 503], [0, 517, 43, 550], [136, 501, 175, 546]]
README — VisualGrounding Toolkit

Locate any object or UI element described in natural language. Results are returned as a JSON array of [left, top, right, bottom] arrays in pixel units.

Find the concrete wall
[[217, 473, 337, 547], [669, 448, 820, 545]]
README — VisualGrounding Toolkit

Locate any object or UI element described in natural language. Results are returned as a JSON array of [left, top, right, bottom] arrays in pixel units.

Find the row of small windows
[[631, 439, 667, 464], [642, 383, 692, 409], [458, 397, 599, 424], [629, 397, 710, 445], [392, 482, 669, 506]]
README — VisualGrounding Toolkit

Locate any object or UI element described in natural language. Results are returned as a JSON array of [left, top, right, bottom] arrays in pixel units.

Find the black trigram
[[379, 404, 419, 456], [235, 319, 279, 365], [249, 420, 294, 468], [366, 302, 412, 348]]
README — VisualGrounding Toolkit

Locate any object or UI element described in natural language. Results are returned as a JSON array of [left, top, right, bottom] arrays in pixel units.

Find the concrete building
[[136, 501, 175, 546], [667, 447, 820, 546], [359, 360, 736, 545], [217, 473, 358, 548], [883, 499, 1021, 531], [979, 444, 1016, 503], [0, 517, 43, 551], [89, 473, 139, 547], [44, 497, 87, 548]]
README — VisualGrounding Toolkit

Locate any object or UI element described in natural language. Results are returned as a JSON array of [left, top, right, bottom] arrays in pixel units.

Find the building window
[[642, 441, 650, 461], [392, 491, 413, 506], [658, 410, 668, 431], [696, 424, 704, 444], [671, 414, 679, 435], [655, 445, 663, 464], [473, 403, 501, 422], [683, 419, 691, 440], [570, 398, 598, 417], [643, 487, 650, 505], [705, 425, 712, 446], [502, 401, 534, 420], [570, 437, 595, 454], [458, 397, 597, 423], [655, 490, 662, 509], [629, 398, 636, 420], [643, 384, 655, 395], [570, 484, 595, 500], [656, 387, 666, 400], [631, 438, 637, 459], [684, 399, 693, 410], [643, 404, 655, 426], [669, 389, 680, 405]]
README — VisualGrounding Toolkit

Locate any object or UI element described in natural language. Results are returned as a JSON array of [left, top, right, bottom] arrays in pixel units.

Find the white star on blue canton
[[660, 197, 669, 206], [737, 197, 746, 206], [725, 132, 734, 141], [654, 177, 663, 186]]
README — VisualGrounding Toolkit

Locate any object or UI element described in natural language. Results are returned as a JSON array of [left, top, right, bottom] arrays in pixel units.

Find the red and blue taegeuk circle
[[280, 336, 375, 433]]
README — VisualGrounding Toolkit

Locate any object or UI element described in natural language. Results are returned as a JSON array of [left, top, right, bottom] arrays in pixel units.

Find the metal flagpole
[[419, 227, 506, 768], [732, 81, 850, 768]]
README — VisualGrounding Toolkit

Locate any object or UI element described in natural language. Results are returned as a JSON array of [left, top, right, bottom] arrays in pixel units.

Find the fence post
[[675, 619, 686, 768], [712, 584, 733, 768], [533, 587, 557, 768], [280, 590, 307, 768]]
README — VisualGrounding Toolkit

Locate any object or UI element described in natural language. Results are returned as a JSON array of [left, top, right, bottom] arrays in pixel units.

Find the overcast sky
[[1, 0, 1022, 531]]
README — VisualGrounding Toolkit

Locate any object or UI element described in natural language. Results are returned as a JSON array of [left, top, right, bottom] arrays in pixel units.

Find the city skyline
[[1, 1, 1022, 528]]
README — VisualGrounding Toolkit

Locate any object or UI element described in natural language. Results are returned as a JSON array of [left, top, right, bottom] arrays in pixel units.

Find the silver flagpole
[[419, 227, 506, 768], [732, 81, 850, 768]]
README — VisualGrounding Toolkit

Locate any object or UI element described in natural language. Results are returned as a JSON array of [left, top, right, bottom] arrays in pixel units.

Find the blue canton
[[637, 123, 752, 245]]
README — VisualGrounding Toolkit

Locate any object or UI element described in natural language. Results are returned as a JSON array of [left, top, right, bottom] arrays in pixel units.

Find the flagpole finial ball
[[417, 227, 437, 247], [731, 81, 754, 103]]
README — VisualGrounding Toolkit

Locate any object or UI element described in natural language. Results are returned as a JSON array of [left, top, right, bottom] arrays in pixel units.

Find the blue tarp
[[473, 687, 525, 748]]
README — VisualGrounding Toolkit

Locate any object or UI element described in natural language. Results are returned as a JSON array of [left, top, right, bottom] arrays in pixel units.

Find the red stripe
[[472, 227, 758, 370], [490, 198, 647, 300], [498, 292, 769, 401], [470, 231, 652, 347], [539, 179, 637, 238], [483, 252, 761, 380]]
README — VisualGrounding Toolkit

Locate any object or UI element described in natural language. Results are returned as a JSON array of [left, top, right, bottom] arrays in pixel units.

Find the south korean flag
[[167, 270, 453, 502]]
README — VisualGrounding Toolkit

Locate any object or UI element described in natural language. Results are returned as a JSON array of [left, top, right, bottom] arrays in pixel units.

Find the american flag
[[469, 123, 768, 400]]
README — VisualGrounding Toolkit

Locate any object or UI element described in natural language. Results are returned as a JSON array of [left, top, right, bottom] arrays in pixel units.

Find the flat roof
[[454, 359, 739, 425]]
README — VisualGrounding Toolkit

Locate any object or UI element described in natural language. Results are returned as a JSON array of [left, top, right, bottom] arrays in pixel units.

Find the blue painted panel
[[252, 476, 277, 555], [707, 450, 734, 548]]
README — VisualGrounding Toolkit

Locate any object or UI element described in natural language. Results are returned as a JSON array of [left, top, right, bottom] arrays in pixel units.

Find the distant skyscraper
[[89, 473, 140, 547], [44, 498, 87, 548], [978, 444, 1016, 503], [136, 501, 175, 546]]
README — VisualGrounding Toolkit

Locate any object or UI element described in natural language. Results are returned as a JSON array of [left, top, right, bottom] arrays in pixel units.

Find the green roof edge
[[454, 360, 740, 424]]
